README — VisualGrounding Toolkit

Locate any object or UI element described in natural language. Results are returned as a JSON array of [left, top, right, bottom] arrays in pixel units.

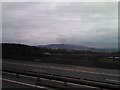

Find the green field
[[98, 58, 114, 63]]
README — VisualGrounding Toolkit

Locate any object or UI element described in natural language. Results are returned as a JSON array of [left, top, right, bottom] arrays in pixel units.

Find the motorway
[[1, 73, 52, 89], [2, 59, 120, 89], [2, 72, 100, 89], [2, 79, 45, 89]]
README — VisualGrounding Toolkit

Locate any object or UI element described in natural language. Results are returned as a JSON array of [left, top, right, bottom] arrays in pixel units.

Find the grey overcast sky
[[2, 2, 118, 48]]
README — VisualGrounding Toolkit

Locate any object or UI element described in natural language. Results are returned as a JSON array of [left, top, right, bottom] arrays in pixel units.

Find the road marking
[[3, 71, 17, 75], [106, 79, 120, 83], [101, 73, 119, 77], [75, 70, 100, 74], [67, 82, 99, 89], [3, 61, 120, 77], [0, 78, 49, 89]]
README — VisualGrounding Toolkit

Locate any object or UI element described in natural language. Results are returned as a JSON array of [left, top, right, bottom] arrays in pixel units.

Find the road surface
[[2, 59, 120, 89]]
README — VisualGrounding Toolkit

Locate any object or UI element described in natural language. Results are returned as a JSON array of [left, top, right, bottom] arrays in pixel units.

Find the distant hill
[[37, 44, 95, 51]]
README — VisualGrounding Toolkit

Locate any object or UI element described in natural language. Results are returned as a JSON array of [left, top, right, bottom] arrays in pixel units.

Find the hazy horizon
[[2, 2, 118, 48]]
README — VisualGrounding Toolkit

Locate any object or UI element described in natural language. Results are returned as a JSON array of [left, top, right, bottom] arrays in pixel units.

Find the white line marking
[[76, 70, 100, 74], [3, 71, 17, 75], [3, 61, 120, 77], [102, 73, 120, 77], [106, 79, 120, 83], [0, 78, 49, 89], [67, 82, 99, 89]]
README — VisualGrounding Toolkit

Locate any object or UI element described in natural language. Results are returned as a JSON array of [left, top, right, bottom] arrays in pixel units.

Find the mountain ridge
[[37, 44, 95, 51]]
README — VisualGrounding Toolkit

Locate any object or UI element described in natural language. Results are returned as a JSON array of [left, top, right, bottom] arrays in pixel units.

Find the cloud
[[2, 2, 118, 48]]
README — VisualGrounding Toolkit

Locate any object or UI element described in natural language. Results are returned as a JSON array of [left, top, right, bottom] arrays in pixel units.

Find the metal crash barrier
[[2, 68, 120, 90]]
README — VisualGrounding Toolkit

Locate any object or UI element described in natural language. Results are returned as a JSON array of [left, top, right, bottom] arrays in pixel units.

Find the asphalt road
[[2, 59, 120, 85], [2, 71, 99, 89], [1, 73, 52, 89], [2, 80, 39, 89]]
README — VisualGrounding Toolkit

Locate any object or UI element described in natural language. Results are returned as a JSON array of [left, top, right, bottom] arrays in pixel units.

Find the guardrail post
[[16, 73, 19, 78], [64, 82, 68, 86], [99, 87, 103, 90], [37, 77, 40, 81], [49, 78, 51, 80]]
